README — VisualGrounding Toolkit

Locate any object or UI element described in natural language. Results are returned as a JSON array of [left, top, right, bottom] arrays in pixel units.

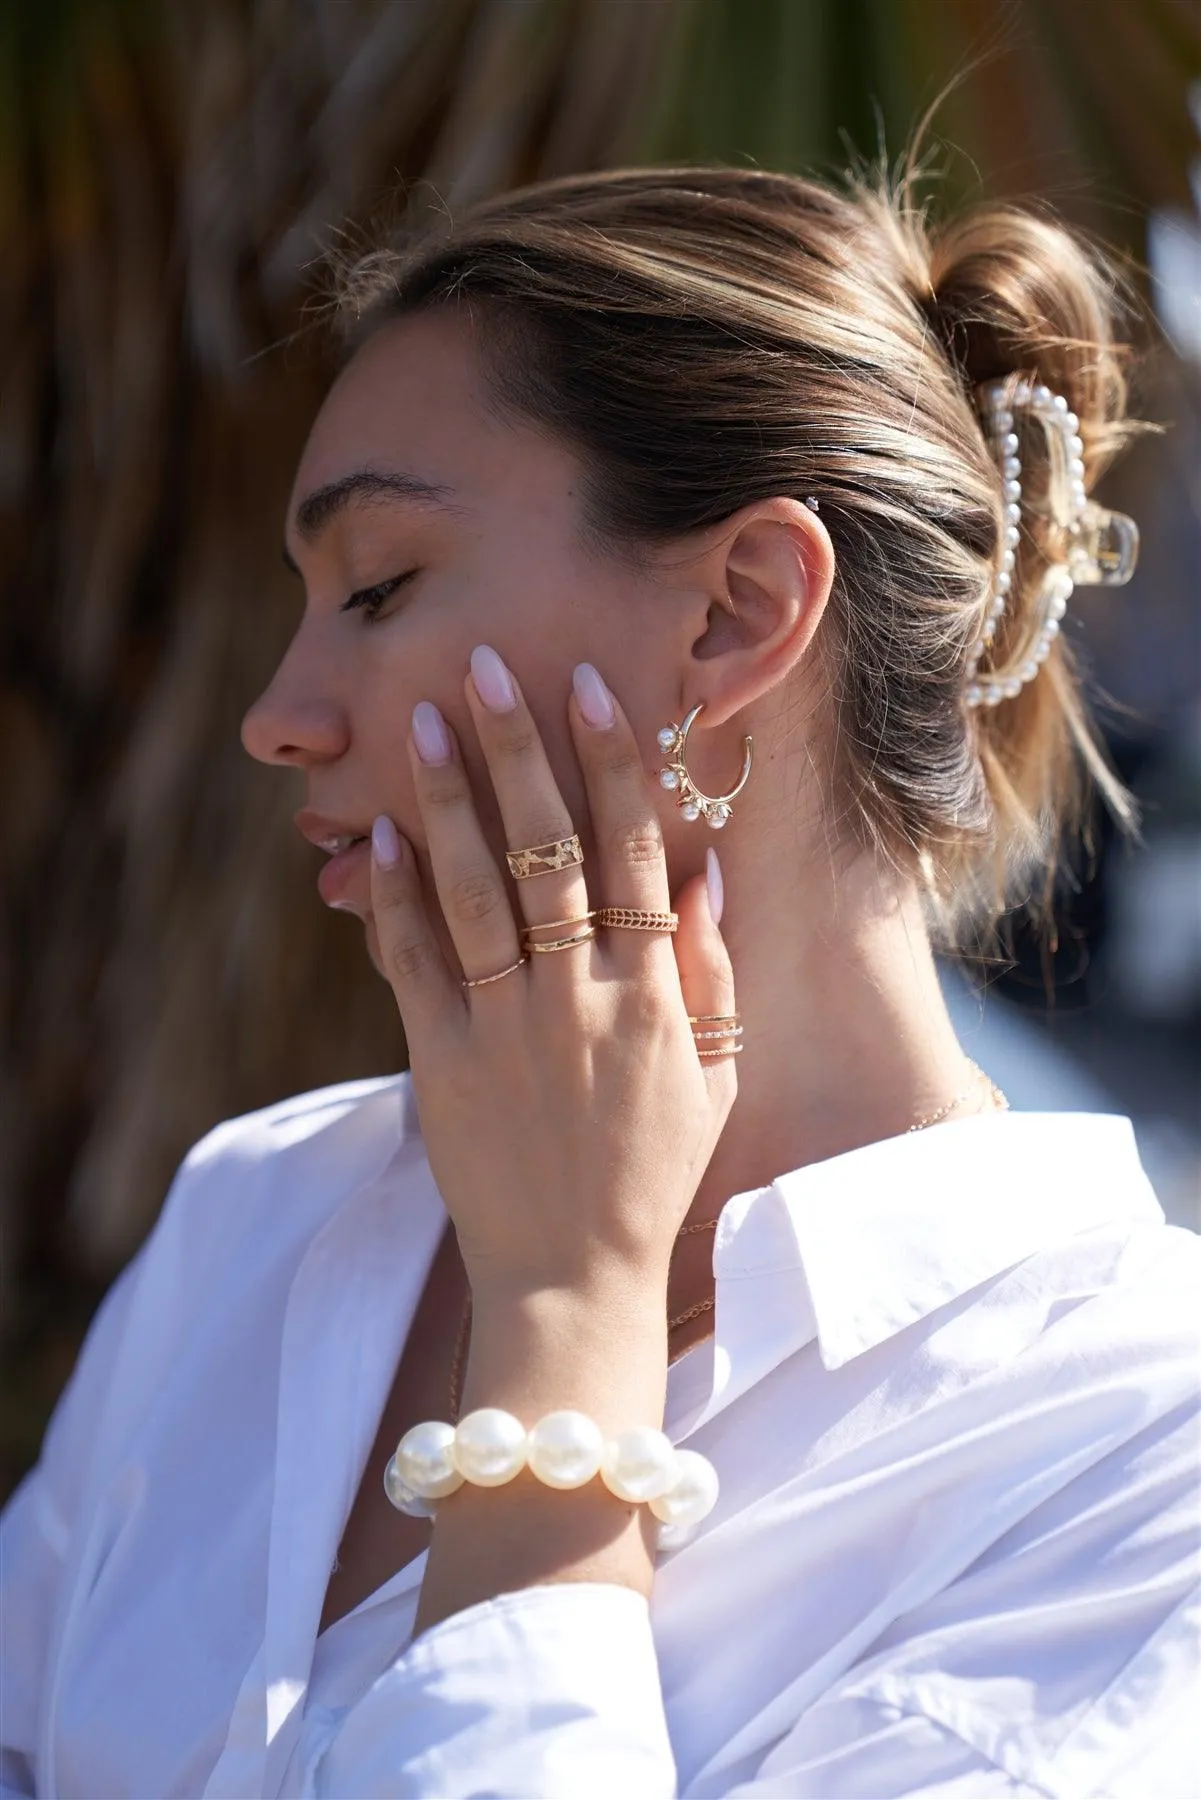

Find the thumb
[[672, 846, 740, 1073]]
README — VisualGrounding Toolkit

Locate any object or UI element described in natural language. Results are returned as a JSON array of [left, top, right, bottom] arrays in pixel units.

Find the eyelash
[[339, 569, 420, 620]]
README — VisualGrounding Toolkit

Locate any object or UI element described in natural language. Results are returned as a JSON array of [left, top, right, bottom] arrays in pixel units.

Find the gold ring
[[691, 1024, 744, 1040], [594, 908, 678, 932], [696, 1044, 743, 1058], [506, 835, 583, 880], [461, 954, 529, 989], [689, 1012, 741, 1024], [522, 912, 597, 934], [522, 925, 597, 953]]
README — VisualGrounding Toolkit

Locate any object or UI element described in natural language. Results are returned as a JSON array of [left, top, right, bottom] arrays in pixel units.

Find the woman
[[2, 161, 1197, 1798]]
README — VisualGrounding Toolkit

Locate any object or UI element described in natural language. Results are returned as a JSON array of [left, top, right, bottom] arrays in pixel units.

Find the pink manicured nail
[[372, 815, 401, 869], [572, 662, 615, 729], [470, 644, 517, 713], [706, 846, 724, 926], [412, 701, 451, 765]]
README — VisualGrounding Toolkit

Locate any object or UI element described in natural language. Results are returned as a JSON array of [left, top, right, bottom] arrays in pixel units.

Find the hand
[[367, 647, 738, 1306]]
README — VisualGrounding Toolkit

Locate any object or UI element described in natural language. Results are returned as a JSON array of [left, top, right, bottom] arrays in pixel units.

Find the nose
[[241, 638, 349, 769]]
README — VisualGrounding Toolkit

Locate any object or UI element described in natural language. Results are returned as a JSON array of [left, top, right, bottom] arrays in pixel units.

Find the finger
[[566, 661, 672, 968], [368, 815, 463, 1038], [405, 699, 524, 986], [672, 850, 740, 1089], [464, 646, 593, 943]]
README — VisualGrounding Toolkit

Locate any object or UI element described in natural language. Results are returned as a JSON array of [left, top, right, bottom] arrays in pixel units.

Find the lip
[[317, 837, 372, 909]]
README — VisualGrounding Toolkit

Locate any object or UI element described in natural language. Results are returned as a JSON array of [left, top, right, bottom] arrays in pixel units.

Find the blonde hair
[[332, 157, 1144, 949]]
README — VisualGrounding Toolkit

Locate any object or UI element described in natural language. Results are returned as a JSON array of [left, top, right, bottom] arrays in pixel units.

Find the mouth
[[314, 831, 371, 856]]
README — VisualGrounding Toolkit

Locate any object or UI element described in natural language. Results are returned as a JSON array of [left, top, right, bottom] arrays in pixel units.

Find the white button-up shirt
[[2, 1073, 1199, 1798]]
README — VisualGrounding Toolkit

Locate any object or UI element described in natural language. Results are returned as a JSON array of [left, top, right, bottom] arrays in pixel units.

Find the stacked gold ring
[[688, 1012, 743, 1058], [521, 915, 597, 954]]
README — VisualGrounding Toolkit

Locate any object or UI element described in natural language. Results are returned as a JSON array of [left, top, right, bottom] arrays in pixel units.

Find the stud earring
[[656, 702, 753, 829]]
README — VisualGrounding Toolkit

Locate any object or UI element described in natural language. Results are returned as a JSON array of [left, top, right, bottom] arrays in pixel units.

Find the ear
[[683, 497, 835, 726]]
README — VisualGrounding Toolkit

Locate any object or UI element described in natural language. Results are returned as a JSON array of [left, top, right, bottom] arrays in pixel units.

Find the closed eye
[[339, 569, 420, 620]]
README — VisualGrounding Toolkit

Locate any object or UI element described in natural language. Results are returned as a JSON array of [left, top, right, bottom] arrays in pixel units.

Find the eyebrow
[[282, 466, 462, 572]]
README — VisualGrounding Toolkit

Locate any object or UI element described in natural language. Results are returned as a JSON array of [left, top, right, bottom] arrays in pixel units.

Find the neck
[[684, 842, 986, 1229]]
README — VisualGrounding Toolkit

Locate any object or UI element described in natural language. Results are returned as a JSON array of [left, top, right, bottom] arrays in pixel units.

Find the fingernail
[[372, 815, 401, 869], [412, 701, 451, 765], [572, 661, 614, 729], [470, 644, 517, 713], [705, 846, 724, 926]]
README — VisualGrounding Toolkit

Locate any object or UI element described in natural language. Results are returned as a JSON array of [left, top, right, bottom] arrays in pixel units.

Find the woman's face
[[242, 307, 689, 976]]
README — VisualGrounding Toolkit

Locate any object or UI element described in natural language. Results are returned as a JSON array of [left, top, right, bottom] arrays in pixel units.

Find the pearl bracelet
[[383, 1407, 719, 1538]]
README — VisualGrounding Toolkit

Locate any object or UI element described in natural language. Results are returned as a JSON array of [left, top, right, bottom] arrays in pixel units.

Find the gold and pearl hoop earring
[[656, 702, 753, 830]]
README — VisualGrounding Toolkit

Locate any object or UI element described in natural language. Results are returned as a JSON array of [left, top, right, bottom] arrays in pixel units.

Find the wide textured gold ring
[[461, 953, 529, 989], [594, 907, 678, 932], [506, 834, 583, 880], [522, 924, 597, 953]]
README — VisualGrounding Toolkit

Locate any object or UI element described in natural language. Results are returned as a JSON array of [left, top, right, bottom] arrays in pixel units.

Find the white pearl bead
[[526, 1411, 605, 1489], [985, 682, 1002, 704], [1013, 381, 1031, 405], [1034, 384, 1052, 407], [657, 726, 678, 751], [453, 1408, 528, 1486], [996, 571, 1011, 593], [708, 810, 729, 829], [648, 1449, 720, 1528], [1003, 456, 1021, 478], [1003, 676, 1022, 698], [601, 1427, 678, 1503], [679, 800, 700, 821], [1069, 456, 1086, 479], [989, 594, 1006, 619], [383, 1456, 438, 1517], [1068, 434, 1084, 457], [1001, 549, 1016, 572], [1049, 591, 1068, 620], [1020, 660, 1039, 682], [1064, 410, 1079, 432], [965, 683, 982, 706], [1004, 479, 1021, 501], [1002, 432, 1019, 454], [1005, 502, 1021, 524], [659, 767, 680, 791], [1005, 524, 1020, 546], [1052, 393, 1069, 413], [1044, 618, 1060, 639], [394, 1421, 464, 1500]]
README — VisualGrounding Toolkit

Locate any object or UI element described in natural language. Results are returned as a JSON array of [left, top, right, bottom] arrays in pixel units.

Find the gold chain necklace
[[447, 1060, 1009, 1420]]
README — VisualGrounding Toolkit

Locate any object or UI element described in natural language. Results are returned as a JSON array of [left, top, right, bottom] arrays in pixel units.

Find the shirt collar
[[676, 1109, 1162, 1438]]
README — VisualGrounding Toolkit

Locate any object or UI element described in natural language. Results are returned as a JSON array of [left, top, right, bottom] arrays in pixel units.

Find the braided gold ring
[[594, 908, 678, 932]]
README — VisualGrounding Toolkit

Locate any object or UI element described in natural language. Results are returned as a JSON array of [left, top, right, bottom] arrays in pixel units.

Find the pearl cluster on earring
[[657, 701, 753, 828]]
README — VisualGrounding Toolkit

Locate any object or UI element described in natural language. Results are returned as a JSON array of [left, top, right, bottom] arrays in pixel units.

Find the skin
[[242, 307, 998, 1634]]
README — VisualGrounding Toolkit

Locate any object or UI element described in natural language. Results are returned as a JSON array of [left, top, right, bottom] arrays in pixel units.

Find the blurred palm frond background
[[3, 0, 1199, 1496]]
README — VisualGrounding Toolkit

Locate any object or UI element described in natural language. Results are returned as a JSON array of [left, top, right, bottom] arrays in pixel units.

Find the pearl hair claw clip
[[965, 379, 1140, 709], [384, 1407, 719, 1544]]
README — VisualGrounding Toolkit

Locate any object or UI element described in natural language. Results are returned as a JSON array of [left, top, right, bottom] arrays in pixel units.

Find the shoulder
[[162, 1067, 419, 1236], [178, 1068, 416, 1178]]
